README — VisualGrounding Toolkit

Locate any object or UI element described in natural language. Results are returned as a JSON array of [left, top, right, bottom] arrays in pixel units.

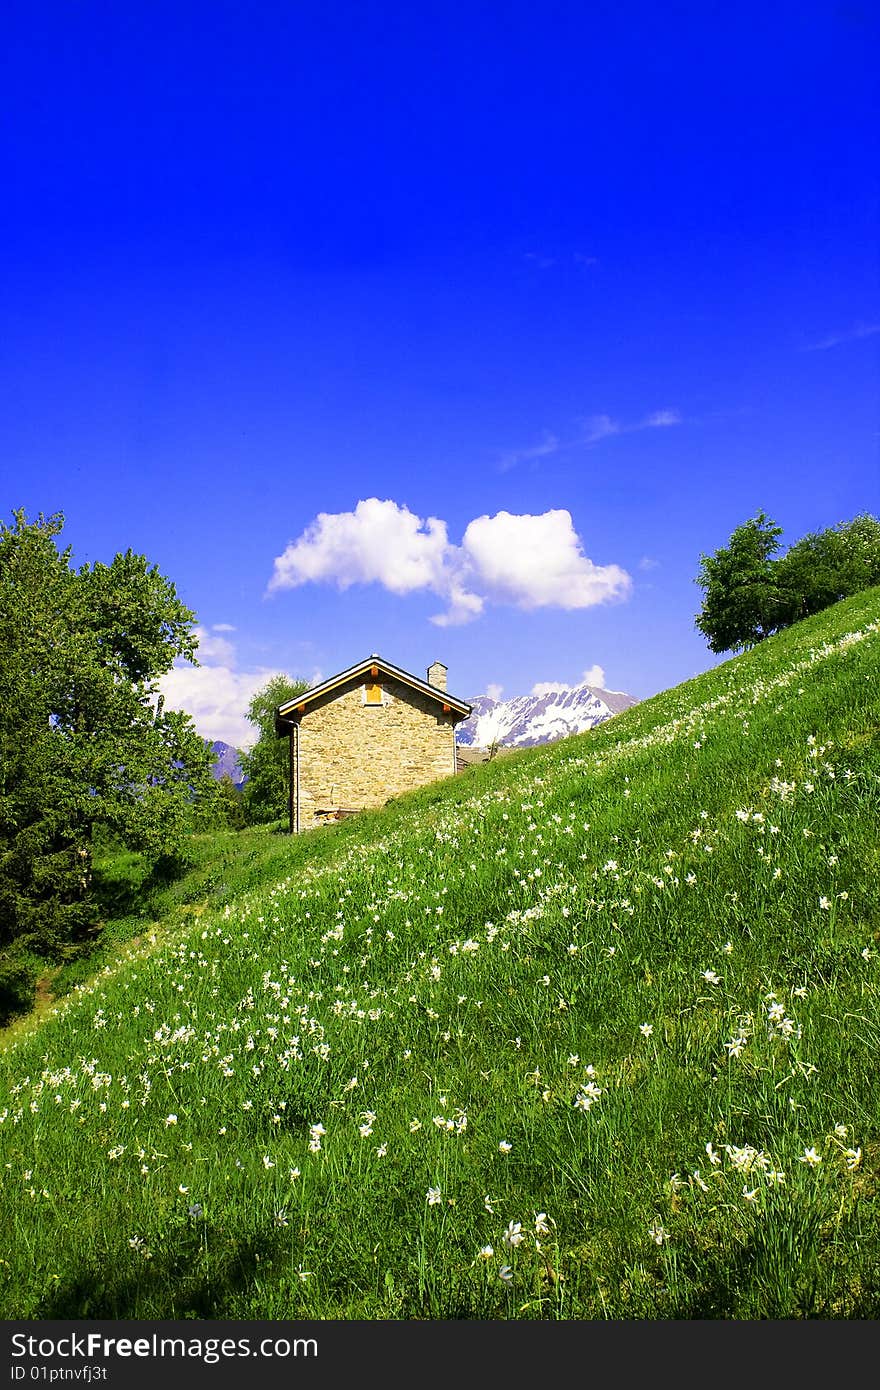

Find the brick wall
[[296, 675, 457, 825]]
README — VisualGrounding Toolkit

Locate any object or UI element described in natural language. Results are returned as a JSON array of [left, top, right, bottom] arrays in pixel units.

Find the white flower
[[705, 1142, 721, 1166], [648, 1220, 668, 1245], [701, 970, 721, 985], [843, 1148, 862, 1171], [639, 1023, 653, 1038], [499, 1265, 514, 1283], [478, 1245, 494, 1260], [535, 1212, 552, 1236], [164, 1114, 178, 1126], [503, 1220, 524, 1248], [574, 1081, 602, 1110], [798, 1147, 822, 1167], [498, 1140, 512, 1154], [819, 896, 831, 910], [725, 1036, 747, 1058], [726, 1144, 769, 1173], [427, 1186, 442, 1205], [742, 1187, 759, 1202]]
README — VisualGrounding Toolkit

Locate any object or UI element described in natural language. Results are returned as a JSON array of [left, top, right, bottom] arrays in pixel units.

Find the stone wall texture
[[295, 675, 458, 826]]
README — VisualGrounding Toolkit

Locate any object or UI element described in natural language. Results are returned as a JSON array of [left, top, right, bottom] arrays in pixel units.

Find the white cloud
[[160, 625, 311, 747], [267, 499, 631, 626], [267, 498, 451, 596], [160, 663, 288, 749], [497, 407, 682, 472], [584, 414, 621, 444], [584, 409, 681, 444], [485, 683, 504, 701], [531, 664, 607, 697], [193, 625, 236, 665], [461, 510, 630, 613], [643, 408, 681, 428], [496, 431, 561, 473], [804, 321, 880, 351]]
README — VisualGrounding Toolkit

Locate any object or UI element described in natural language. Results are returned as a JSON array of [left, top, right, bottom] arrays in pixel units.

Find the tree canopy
[[695, 511, 880, 654], [239, 673, 310, 825], [0, 510, 215, 986], [694, 512, 786, 653]]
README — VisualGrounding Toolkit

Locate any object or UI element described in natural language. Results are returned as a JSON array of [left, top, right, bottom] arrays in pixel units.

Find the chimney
[[427, 661, 447, 692]]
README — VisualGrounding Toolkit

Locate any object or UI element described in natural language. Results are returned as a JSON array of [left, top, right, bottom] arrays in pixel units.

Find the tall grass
[[1, 589, 879, 1318]]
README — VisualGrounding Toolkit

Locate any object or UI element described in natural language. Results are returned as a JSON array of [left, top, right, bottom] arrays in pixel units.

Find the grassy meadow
[[1, 589, 879, 1319]]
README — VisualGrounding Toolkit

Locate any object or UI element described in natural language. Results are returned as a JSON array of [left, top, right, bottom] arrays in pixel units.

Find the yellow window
[[364, 683, 383, 705]]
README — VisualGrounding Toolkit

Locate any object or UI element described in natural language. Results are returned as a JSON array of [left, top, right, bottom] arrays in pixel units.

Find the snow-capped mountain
[[208, 740, 246, 787], [456, 681, 637, 750]]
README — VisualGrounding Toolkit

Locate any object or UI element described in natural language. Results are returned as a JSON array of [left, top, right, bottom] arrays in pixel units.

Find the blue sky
[[3, 1, 878, 745]]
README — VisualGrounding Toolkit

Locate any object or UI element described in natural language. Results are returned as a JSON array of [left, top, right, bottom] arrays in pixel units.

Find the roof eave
[[274, 654, 472, 730]]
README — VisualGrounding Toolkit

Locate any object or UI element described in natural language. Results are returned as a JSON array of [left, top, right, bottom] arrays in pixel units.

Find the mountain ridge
[[207, 740, 246, 787], [456, 679, 638, 749]]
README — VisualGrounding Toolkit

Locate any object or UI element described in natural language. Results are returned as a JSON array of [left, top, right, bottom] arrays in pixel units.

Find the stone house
[[274, 654, 472, 832]]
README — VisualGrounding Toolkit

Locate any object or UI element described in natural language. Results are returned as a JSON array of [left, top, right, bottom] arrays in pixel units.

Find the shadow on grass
[[91, 850, 192, 922], [33, 1228, 282, 1320], [666, 1203, 877, 1318]]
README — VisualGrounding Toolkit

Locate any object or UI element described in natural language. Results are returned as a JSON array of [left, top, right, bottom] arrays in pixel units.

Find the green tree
[[695, 511, 786, 653], [211, 774, 247, 830], [239, 674, 309, 825], [0, 510, 215, 982], [777, 513, 880, 625]]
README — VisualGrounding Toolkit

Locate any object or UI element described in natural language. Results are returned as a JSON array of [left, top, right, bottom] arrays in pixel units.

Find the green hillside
[[2, 589, 879, 1319]]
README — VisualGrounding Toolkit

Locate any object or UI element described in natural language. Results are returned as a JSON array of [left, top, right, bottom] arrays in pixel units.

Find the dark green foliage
[[0, 953, 38, 1023], [695, 511, 786, 653], [776, 513, 880, 625], [696, 510, 880, 653], [211, 774, 248, 830], [239, 674, 309, 824], [0, 509, 216, 973]]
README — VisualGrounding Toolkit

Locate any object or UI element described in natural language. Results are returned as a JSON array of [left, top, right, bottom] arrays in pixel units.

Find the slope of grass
[[1, 589, 879, 1319]]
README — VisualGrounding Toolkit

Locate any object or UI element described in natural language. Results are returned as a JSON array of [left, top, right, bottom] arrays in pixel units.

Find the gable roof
[[274, 654, 472, 734]]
